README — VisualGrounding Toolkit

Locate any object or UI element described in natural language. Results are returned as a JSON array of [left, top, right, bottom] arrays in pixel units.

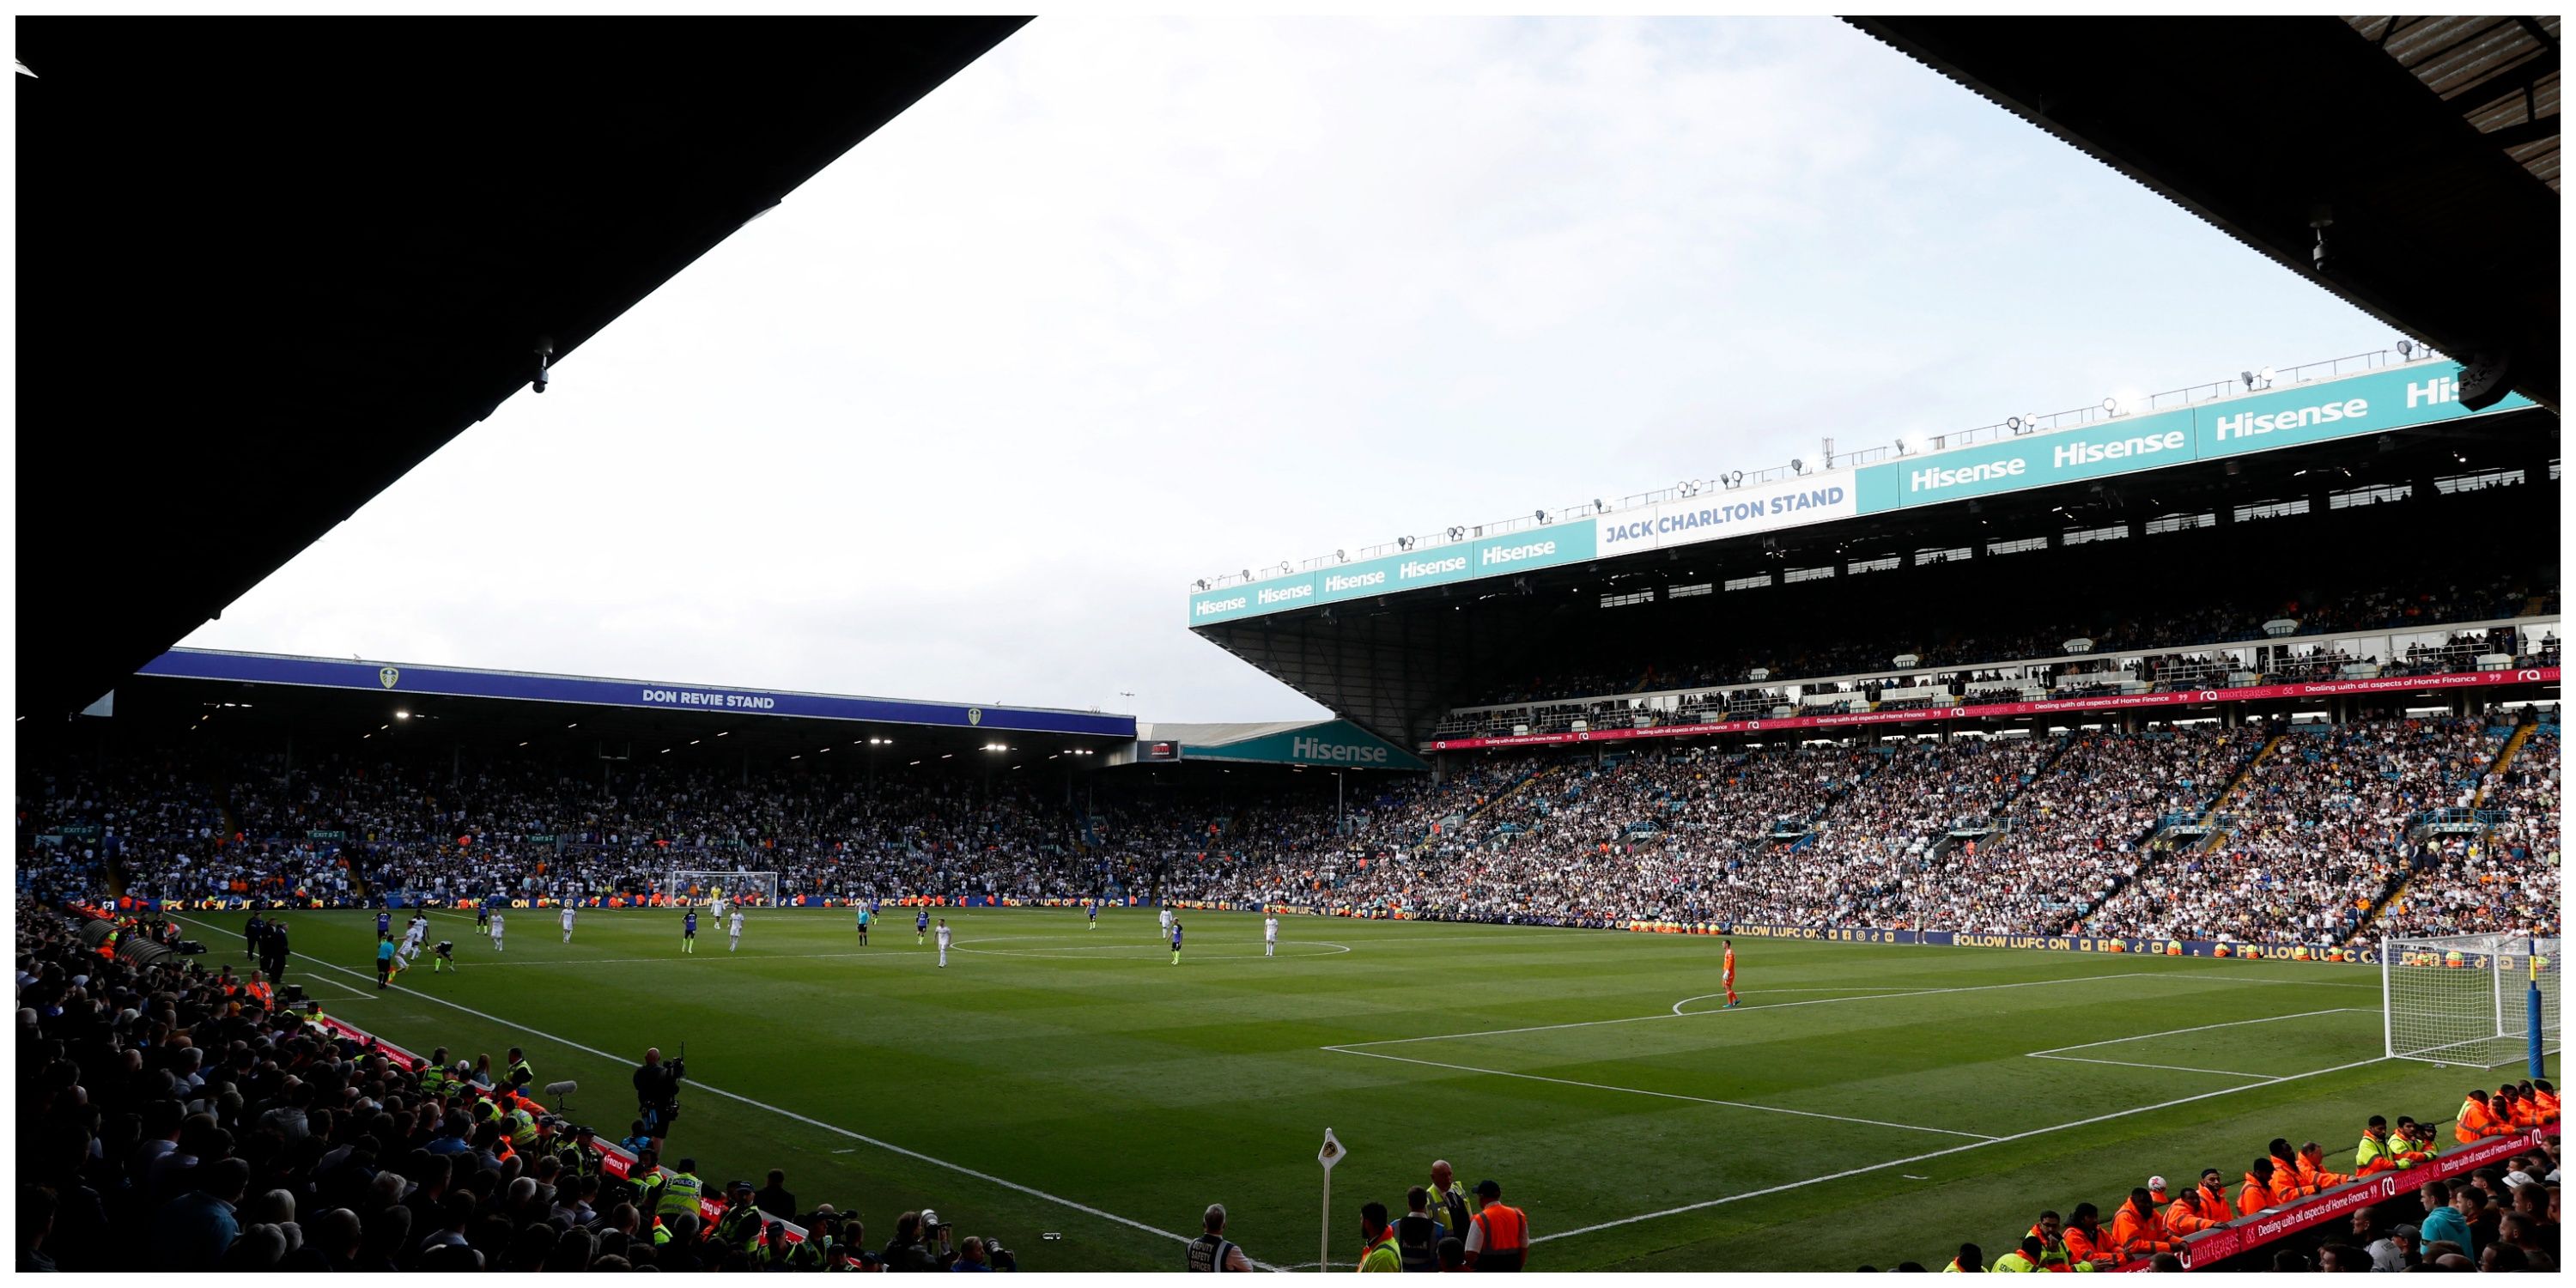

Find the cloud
[[181, 17, 2379, 727]]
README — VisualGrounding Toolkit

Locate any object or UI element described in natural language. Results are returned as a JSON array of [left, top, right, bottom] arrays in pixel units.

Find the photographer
[[632, 1047, 684, 1151], [882, 1209, 951, 1272]]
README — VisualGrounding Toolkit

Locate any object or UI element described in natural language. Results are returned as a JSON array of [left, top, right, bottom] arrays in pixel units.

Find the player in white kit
[[1158, 907, 1172, 939], [489, 910, 506, 951], [1265, 914, 1279, 957], [935, 917, 951, 968], [712, 894, 728, 923], [728, 909, 744, 952], [399, 914, 428, 964], [560, 904, 577, 943]]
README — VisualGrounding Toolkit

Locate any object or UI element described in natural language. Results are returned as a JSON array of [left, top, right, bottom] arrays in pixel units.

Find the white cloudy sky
[[182, 17, 2381, 721]]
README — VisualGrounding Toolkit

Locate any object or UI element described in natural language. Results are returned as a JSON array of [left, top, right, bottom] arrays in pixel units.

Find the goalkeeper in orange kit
[[1722, 938, 1740, 1008]]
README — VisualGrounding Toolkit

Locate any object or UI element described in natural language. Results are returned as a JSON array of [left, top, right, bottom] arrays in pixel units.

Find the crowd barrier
[[2118, 1125, 2560, 1271]]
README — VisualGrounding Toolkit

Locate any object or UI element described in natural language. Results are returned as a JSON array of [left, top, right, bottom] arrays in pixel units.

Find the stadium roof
[[14, 19, 1028, 722], [1846, 17, 2560, 414], [82, 648, 1132, 769], [1193, 359, 2556, 745]]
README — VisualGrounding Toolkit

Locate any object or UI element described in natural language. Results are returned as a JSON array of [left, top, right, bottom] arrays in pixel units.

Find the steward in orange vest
[[2263, 1140, 2316, 1198], [2293, 1140, 2350, 1192], [2500, 1085, 2544, 1130], [2190, 1170, 2237, 1224], [1464, 1180, 1528, 1272], [2111, 1190, 2176, 1260], [2162, 1188, 2220, 1236], [2236, 1159, 2287, 1216], [2062, 1203, 2121, 1269], [2530, 1079, 2561, 1122], [2455, 1090, 2511, 1144]]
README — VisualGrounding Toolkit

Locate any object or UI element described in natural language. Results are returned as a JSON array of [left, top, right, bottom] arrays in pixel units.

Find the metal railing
[[1192, 346, 2433, 590]]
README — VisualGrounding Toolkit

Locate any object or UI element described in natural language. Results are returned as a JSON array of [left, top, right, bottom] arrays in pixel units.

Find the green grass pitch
[[169, 905, 2549, 1271]]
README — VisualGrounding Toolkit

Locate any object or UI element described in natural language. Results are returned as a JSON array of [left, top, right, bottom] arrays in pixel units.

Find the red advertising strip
[[305, 1013, 811, 1246], [1427, 667, 2561, 750], [2111, 1125, 2559, 1272]]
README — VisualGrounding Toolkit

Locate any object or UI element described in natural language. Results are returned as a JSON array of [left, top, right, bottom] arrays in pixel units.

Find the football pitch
[[173, 906, 2551, 1272]]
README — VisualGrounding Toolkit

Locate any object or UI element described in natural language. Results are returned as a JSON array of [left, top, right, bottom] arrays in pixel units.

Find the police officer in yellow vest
[[1992, 1236, 2053, 1273], [507, 1100, 541, 1151], [711, 1181, 767, 1254], [419, 1048, 453, 1097], [657, 1157, 707, 1224], [505, 1047, 536, 1095]]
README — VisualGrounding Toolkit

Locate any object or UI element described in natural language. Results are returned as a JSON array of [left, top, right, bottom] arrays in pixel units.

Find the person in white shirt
[[1264, 915, 1279, 958], [560, 904, 577, 944], [727, 909, 744, 952], [935, 917, 952, 968], [1158, 907, 1173, 939], [399, 914, 428, 963], [489, 910, 505, 951], [712, 895, 728, 923]]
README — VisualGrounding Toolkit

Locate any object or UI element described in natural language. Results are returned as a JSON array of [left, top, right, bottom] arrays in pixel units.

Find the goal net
[[664, 871, 780, 908], [2385, 933, 2561, 1067]]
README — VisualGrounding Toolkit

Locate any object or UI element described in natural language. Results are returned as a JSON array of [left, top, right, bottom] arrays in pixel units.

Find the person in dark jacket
[[883, 1210, 950, 1272]]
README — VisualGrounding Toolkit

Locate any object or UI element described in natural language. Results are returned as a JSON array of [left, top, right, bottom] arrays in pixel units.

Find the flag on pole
[[1319, 1128, 1345, 1171]]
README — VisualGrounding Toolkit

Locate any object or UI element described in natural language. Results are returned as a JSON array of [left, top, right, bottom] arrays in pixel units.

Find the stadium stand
[[21, 709, 2560, 947]]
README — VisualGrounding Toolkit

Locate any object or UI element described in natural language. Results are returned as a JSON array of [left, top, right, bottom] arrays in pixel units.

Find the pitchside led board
[[1185, 360, 2532, 626]]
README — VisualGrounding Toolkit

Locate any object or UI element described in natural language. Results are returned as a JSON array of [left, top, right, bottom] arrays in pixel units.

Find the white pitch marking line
[[2026, 1054, 2273, 1079], [168, 914, 1260, 1269], [467, 951, 927, 969], [1325, 1045, 1999, 1140], [1532, 1055, 2392, 1245], [1338, 971, 2162, 1048], [300, 973, 379, 999], [2026, 1006, 2366, 1057]]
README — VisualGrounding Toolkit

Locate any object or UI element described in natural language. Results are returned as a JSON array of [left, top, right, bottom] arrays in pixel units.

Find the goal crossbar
[[664, 870, 780, 907]]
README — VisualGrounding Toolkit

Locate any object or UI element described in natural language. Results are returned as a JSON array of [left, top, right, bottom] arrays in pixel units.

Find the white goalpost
[[664, 870, 781, 908], [2384, 933, 2560, 1068]]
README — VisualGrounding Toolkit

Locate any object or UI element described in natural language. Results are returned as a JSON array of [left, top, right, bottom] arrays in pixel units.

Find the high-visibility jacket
[[2263, 1156, 2313, 1199], [1470, 1203, 1529, 1272], [712, 1203, 764, 1252], [2293, 1150, 2349, 1192], [1992, 1250, 2043, 1273], [2356, 1129, 2402, 1176], [2456, 1098, 2507, 1143], [2111, 1200, 2174, 1258], [2237, 1173, 2285, 1216], [507, 1056, 535, 1090], [2161, 1196, 2218, 1237], [1357, 1230, 1401, 1273], [2192, 1182, 2236, 1224], [2023, 1226, 2072, 1271], [2505, 1096, 2543, 1130], [655, 1171, 705, 1221], [1941, 1257, 1978, 1273], [2536, 1089, 2561, 1121], [2396, 1126, 2436, 1163], [2062, 1224, 2120, 1268], [420, 1066, 452, 1097], [507, 1106, 540, 1149]]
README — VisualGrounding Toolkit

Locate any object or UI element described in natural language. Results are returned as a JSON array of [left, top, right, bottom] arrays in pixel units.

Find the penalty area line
[[167, 914, 1250, 1267], [1324, 1045, 1998, 1140], [1531, 1054, 2392, 1245]]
